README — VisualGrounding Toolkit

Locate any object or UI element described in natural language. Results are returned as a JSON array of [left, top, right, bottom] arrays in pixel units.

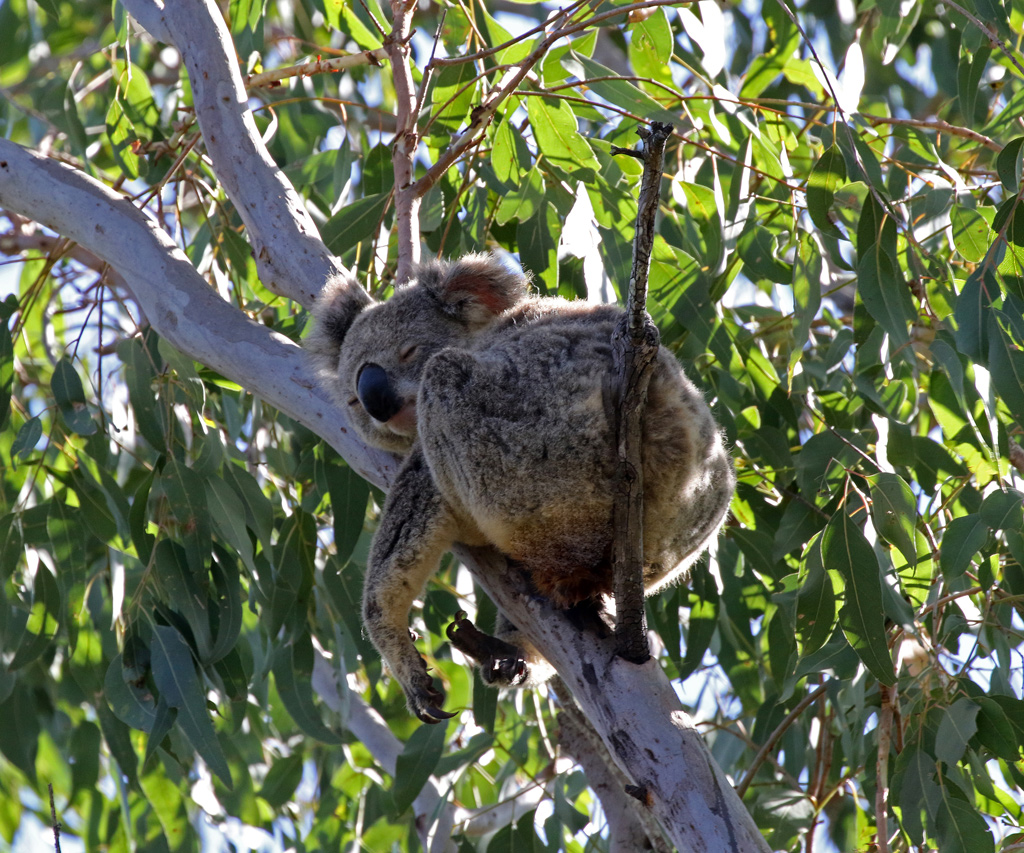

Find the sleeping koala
[[306, 253, 735, 723]]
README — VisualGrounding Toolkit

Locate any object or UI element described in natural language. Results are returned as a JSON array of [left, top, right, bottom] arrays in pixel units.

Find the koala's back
[[416, 297, 732, 607]]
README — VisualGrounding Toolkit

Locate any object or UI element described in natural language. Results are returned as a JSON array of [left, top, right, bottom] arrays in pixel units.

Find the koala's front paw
[[447, 611, 528, 688]]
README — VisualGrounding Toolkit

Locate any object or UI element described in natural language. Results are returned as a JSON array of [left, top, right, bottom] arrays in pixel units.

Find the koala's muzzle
[[357, 363, 403, 423]]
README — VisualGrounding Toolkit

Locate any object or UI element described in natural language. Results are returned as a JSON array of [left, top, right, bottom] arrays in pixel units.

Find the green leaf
[[323, 193, 390, 255], [104, 654, 157, 731], [997, 137, 1024, 193], [206, 477, 255, 574], [10, 416, 41, 463], [527, 97, 600, 181], [949, 207, 992, 263], [738, 224, 793, 284], [392, 718, 447, 814], [272, 634, 343, 744], [936, 697, 980, 765], [161, 460, 212, 587], [322, 456, 370, 565], [806, 145, 846, 239], [208, 556, 243, 663], [979, 489, 1023, 531], [140, 762, 194, 851], [957, 46, 991, 125], [988, 309, 1024, 419], [0, 294, 14, 431], [678, 180, 723, 271], [869, 473, 918, 567], [935, 783, 995, 853], [561, 53, 679, 125], [680, 596, 717, 679], [953, 267, 993, 362], [97, 697, 139, 786], [268, 510, 316, 634], [495, 167, 545, 226], [821, 511, 895, 685], [154, 539, 212, 660], [628, 9, 672, 81], [258, 753, 305, 809], [0, 684, 40, 783], [52, 357, 97, 435], [974, 697, 1020, 760], [0, 514, 22, 581], [492, 118, 531, 185], [118, 336, 167, 452], [429, 61, 479, 130], [9, 566, 61, 669], [857, 243, 914, 350], [939, 514, 988, 582], [795, 537, 835, 655], [150, 624, 233, 787], [143, 699, 177, 768]]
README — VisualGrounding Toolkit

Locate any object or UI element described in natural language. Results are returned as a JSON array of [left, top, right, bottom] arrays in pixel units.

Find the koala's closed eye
[[399, 344, 419, 362]]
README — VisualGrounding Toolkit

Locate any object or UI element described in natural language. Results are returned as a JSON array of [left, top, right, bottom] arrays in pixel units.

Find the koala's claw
[[409, 681, 456, 724], [447, 611, 529, 688]]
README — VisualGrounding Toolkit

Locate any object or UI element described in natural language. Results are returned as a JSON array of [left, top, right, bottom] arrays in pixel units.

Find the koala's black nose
[[357, 363, 403, 422]]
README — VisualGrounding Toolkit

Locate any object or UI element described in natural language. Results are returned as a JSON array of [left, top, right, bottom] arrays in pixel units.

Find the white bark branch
[[555, 681, 671, 852], [457, 547, 770, 853], [122, 0, 344, 308], [0, 139, 398, 490]]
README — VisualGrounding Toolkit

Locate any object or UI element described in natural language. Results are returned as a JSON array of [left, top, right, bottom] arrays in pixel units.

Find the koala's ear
[[306, 273, 375, 369], [420, 253, 529, 328]]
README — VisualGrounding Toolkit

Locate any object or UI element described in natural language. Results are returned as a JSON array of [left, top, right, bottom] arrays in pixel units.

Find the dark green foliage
[[1, 0, 1023, 851]]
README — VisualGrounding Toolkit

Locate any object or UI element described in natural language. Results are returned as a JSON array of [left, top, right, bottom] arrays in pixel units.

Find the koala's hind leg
[[363, 452, 461, 723], [447, 611, 555, 689]]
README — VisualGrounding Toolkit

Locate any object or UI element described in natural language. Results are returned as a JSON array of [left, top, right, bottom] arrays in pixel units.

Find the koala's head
[[307, 253, 529, 454]]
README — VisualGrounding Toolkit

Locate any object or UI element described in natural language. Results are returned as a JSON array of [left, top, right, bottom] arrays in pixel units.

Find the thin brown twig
[[245, 48, 389, 89], [875, 682, 895, 853], [49, 784, 62, 853], [736, 682, 830, 798], [861, 113, 1001, 153]]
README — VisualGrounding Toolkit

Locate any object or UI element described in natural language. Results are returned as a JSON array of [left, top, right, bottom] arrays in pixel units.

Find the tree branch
[[0, 139, 398, 489], [122, 0, 345, 308], [608, 121, 672, 664], [245, 47, 389, 89], [385, 0, 422, 282], [457, 546, 770, 852], [553, 679, 672, 853]]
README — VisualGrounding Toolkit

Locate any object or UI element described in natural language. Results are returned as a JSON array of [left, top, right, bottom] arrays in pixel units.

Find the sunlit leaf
[[821, 511, 895, 685], [939, 514, 988, 582], [392, 717, 447, 814], [151, 625, 232, 787]]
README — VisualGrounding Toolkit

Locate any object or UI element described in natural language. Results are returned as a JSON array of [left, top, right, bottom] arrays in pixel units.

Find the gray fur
[[307, 253, 736, 722]]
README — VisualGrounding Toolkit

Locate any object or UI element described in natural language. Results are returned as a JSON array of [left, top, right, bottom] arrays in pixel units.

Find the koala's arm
[[362, 451, 460, 723]]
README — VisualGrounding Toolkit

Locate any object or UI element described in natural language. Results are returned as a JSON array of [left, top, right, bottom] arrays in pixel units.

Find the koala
[[306, 253, 735, 723]]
